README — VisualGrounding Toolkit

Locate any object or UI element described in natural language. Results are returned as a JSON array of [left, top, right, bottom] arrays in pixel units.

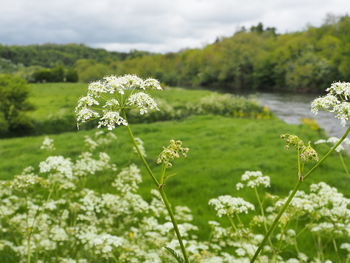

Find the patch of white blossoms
[[75, 75, 162, 129], [315, 136, 350, 152], [311, 82, 350, 126], [40, 136, 55, 151], [209, 196, 255, 217], [236, 171, 270, 190], [2, 136, 350, 262]]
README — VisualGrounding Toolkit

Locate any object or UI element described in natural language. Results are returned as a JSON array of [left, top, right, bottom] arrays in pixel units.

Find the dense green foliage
[[0, 75, 34, 136], [108, 15, 350, 92], [0, 43, 128, 67], [1, 16, 350, 92], [31, 66, 78, 83]]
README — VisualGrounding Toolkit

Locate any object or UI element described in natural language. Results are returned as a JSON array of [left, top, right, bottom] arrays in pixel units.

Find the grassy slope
[[1, 115, 349, 239], [27, 83, 214, 120]]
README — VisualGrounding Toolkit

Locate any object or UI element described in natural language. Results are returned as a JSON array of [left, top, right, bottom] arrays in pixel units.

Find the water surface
[[244, 92, 347, 138]]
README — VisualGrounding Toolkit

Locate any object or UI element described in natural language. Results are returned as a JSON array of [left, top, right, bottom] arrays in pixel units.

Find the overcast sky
[[0, 0, 349, 53]]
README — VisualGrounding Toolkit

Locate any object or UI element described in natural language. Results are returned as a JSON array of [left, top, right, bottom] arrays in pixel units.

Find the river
[[244, 92, 347, 138]]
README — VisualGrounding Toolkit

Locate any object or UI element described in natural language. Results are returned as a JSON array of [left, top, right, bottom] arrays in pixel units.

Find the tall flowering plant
[[250, 82, 350, 262], [76, 76, 350, 263], [76, 75, 190, 263]]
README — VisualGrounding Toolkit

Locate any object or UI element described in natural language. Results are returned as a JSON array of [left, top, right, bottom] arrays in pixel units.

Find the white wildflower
[[40, 136, 55, 151], [315, 136, 350, 152], [39, 156, 73, 179], [209, 195, 255, 217], [78, 232, 123, 258], [142, 78, 162, 90], [311, 82, 350, 126], [98, 111, 128, 130], [326, 82, 350, 98], [127, 92, 159, 115], [76, 75, 162, 130], [76, 107, 99, 123], [311, 95, 339, 114], [236, 171, 270, 189]]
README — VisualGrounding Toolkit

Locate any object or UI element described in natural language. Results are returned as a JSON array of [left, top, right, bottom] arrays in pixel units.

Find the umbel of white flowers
[[75, 75, 162, 130], [311, 82, 350, 126]]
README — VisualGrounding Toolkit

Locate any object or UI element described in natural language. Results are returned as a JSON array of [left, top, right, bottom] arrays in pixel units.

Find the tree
[[0, 74, 33, 136]]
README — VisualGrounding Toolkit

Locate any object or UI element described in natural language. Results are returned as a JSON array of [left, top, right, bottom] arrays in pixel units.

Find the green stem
[[254, 187, 274, 249], [123, 114, 189, 263], [27, 185, 55, 263], [227, 215, 237, 231], [159, 188, 190, 263], [124, 121, 159, 187], [250, 126, 350, 263], [332, 238, 341, 263], [338, 152, 350, 177]]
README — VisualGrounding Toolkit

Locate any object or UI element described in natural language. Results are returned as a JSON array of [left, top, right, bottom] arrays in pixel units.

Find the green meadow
[[27, 83, 214, 121], [1, 84, 349, 240]]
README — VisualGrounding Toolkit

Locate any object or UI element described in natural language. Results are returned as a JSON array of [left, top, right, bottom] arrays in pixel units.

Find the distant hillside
[[0, 43, 131, 67], [2, 15, 350, 93], [108, 15, 350, 93]]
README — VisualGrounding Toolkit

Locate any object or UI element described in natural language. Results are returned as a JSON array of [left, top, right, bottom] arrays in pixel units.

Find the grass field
[[1, 114, 349, 240], [27, 83, 215, 121], [1, 82, 349, 261]]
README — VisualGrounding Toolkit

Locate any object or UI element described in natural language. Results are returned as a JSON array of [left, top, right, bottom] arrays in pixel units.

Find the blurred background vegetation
[[1, 14, 350, 139], [0, 15, 349, 93]]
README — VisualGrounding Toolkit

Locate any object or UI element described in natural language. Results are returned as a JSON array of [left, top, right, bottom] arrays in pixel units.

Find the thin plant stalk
[[250, 126, 350, 263], [254, 187, 274, 249], [227, 215, 237, 231], [338, 152, 350, 177], [27, 184, 56, 263], [123, 113, 189, 263]]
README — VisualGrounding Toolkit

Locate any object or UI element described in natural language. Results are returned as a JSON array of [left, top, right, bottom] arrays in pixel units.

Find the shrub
[[65, 68, 79, 82], [0, 74, 33, 136], [32, 66, 65, 83]]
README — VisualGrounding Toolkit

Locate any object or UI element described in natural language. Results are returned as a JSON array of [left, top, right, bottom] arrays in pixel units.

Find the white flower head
[[76, 75, 162, 130], [311, 82, 350, 126], [236, 171, 270, 189], [315, 136, 350, 152], [127, 92, 159, 115], [40, 136, 55, 151], [209, 195, 255, 217], [97, 111, 128, 130], [39, 156, 73, 179]]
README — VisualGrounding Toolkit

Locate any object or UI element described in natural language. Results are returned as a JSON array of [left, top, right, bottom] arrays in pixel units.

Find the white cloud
[[0, 0, 349, 52]]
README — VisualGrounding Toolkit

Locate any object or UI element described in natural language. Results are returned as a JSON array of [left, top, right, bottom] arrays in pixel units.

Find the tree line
[[108, 15, 350, 93], [1, 15, 350, 92]]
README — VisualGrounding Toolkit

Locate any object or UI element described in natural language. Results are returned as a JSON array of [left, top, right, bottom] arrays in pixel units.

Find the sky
[[0, 0, 349, 53]]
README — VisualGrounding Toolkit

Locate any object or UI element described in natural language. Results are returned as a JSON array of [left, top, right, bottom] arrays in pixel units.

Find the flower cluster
[[2, 133, 349, 262], [157, 139, 189, 168], [311, 82, 350, 126], [315, 136, 350, 152], [281, 134, 319, 162], [75, 75, 162, 130], [236, 171, 270, 190], [0, 139, 201, 263], [40, 136, 55, 151], [209, 195, 255, 217]]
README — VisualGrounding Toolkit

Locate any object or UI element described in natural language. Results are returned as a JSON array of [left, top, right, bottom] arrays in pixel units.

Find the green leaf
[[164, 246, 185, 263]]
